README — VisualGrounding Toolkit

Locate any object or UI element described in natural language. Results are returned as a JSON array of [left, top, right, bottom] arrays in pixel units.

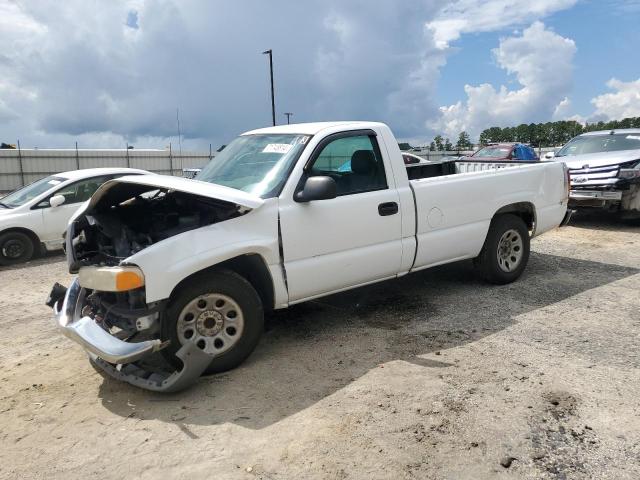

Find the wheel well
[[169, 254, 275, 311], [0, 227, 41, 249], [493, 202, 536, 233]]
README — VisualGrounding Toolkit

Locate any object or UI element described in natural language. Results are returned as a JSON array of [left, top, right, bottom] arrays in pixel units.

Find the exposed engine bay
[[69, 182, 246, 270]]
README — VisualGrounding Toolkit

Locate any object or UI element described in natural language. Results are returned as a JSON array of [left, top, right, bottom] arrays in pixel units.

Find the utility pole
[[284, 112, 293, 124], [17, 139, 24, 186], [262, 49, 276, 126], [176, 108, 183, 155]]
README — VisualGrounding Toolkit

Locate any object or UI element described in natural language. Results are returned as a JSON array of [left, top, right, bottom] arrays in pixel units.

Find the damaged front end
[[67, 180, 247, 270], [49, 175, 261, 392], [50, 278, 213, 392]]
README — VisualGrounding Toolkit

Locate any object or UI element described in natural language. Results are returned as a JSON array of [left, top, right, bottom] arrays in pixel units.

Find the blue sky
[[0, 0, 639, 148], [545, 0, 640, 117], [438, 0, 639, 119]]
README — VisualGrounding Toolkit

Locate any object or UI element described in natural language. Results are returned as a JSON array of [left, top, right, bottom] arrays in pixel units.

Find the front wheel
[[161, 269, 264, 375], [0, 231, 35, 266], [475, 214, 530, 284]]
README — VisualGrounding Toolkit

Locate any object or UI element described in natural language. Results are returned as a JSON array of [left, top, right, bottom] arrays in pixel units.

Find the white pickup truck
[[49, 122, 571, 392]]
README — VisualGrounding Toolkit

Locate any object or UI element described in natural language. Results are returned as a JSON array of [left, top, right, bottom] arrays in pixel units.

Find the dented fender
[[125, 198, 286, 305]]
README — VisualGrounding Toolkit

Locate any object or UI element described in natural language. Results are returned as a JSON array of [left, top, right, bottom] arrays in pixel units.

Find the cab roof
[[243, 121, 386, 136]]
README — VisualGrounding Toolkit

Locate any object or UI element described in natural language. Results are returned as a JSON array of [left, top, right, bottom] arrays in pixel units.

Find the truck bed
[[406, 159, 539, 180], [406, 158, 568, 272]]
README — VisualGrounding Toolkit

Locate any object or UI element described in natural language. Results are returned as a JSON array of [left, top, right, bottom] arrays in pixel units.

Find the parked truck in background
[[48, 121, 571, 392], [545, 129, 640, 215]]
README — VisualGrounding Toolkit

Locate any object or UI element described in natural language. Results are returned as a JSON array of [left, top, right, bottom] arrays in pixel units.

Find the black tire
[[475, 214, 530, 285], [161, 269, 264, 375], [0, 231, 35, 266]]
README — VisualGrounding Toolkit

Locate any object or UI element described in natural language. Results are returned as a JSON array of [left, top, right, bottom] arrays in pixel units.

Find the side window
[[37, 176, 111, 208], [309, 135, 387, 195]]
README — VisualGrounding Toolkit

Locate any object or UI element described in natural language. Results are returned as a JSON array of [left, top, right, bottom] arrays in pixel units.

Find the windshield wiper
[[0, 201, 12, 208]]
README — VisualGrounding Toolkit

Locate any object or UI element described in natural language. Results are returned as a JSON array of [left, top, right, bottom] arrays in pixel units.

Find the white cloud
[[590, 78, 640, 120], [0, 1, 578, 148], [552, 97, 572, 120], [427, 0, 577, 49], [432, 22, 576, 139]]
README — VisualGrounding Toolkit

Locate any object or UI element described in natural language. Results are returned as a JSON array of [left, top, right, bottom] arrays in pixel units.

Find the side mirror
[[544, 151, 555, 159], [294, 176, 337, 202], [49, 194, 66, 208]]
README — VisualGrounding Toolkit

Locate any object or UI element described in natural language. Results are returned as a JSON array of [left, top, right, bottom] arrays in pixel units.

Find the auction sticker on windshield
[[263, 144, 293, 154]]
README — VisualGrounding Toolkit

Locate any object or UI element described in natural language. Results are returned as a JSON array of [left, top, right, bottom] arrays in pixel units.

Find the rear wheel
[[475, 214, 530, 284], [161, 269, 264, 375], [0, 231, 35, 266]]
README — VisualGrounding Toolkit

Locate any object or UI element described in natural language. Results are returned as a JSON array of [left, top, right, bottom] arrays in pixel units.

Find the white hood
[[89, 174, 264, 210], [556, 149, 640, 169]]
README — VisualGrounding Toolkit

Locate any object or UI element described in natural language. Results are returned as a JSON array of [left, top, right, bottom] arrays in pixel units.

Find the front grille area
[[569, 164, 621, 188]]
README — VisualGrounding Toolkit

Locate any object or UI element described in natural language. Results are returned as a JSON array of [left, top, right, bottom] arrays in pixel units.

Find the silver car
[[548, 129, 640, 215]]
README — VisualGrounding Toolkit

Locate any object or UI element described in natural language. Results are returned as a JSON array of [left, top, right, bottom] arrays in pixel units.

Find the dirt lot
[[0, 211, 639, 480]]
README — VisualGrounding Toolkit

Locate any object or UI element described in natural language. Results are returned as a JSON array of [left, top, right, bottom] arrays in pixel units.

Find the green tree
[[429, 141, 436, 151], [481, 127, 503, 144], [444, 138, 453, 151], [455, 131, 473, 150], [478, 115, 638, 149], [515, 124, 529, 143], [433, 135, 444, 151]]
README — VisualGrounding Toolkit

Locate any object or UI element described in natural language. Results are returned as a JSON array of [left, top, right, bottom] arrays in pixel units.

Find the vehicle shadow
[[569, 209, 640, 232], [0, 250, 65, 271], [97, 252, 638, 430]]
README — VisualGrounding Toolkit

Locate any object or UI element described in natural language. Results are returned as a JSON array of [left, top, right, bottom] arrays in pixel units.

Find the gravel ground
[[0, 211, 638, 480]]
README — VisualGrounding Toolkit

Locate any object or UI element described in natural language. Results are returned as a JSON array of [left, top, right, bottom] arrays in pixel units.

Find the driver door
[[279, 130, 403, 302]]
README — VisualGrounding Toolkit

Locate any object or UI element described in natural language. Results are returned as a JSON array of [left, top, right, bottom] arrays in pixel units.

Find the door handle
[[378, 202, 398, 216]]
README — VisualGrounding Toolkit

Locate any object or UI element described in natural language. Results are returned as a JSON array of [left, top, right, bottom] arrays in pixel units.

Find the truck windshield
[[197, 134, 310, 198], [556, 133, 640, 157], [0, 175, 67, 208]]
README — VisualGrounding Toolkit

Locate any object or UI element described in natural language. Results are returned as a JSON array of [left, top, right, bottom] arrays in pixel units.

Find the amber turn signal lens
[[115, 271, 144, 291]]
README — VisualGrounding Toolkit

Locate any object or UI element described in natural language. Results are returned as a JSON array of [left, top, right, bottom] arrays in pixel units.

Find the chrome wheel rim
[[496, 229, 523, 273], [177, 293, 244, 356]]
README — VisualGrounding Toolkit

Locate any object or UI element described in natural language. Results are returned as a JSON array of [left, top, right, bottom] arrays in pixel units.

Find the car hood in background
[[556, 149, 640, 169], [88, 174, 264, 211], [460, 156, 508, 161]]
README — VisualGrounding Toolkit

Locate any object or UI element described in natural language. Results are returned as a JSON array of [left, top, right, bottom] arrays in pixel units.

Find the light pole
[[262, 49, 276, 126], [284, 112, 293, 124]]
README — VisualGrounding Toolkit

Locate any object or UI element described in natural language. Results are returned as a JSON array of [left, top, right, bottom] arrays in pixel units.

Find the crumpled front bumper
[[51, 279, 213, 392], [53, 279, 164, 364]]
